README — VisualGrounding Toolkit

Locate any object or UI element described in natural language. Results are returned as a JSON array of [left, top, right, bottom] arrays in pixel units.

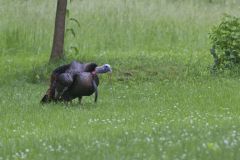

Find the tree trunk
[[49, 0, 68, 63]]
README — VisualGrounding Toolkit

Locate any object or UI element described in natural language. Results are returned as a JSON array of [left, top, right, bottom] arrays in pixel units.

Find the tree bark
[[49, 0, 68, 63]]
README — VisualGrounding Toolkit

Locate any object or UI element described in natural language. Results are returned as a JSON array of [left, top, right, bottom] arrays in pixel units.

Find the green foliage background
[[1, 0, 240, 160], [209, 15, 240, 68]]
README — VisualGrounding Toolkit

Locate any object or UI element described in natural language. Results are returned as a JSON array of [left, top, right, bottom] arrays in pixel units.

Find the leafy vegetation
[[209, 14, 240, 69], [1, 0, 240, 160]]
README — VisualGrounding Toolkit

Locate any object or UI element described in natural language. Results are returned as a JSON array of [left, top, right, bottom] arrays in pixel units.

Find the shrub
[[209, 14, 240, 70]]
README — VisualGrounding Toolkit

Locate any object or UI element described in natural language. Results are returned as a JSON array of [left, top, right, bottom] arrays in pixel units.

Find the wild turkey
[[41, 61, 111, 103]]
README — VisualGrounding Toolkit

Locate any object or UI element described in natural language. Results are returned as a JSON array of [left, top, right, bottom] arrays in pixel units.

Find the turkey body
[[41, 61, 111, 104], [60, 72, 99, 102], [41, 61, 98, 103]]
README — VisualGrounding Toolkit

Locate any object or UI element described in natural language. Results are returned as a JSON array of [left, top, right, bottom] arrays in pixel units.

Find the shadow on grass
[[40, 100, 99, 111]]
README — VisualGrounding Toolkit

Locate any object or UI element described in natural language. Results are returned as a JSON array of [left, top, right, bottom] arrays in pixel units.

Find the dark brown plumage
[[60, 72, 99, 103]]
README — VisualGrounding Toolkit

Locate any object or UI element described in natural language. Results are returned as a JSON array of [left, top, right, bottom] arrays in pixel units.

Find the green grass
[[1, 0, 240, 159], [1, 79, 240, 159]]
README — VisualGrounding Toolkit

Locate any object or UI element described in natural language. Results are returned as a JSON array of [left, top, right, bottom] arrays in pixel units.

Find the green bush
[[209, 14, 240, 70]]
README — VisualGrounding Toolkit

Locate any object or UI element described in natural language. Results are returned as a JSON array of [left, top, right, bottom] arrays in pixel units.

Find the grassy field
[[1, 0, 240, 159]]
